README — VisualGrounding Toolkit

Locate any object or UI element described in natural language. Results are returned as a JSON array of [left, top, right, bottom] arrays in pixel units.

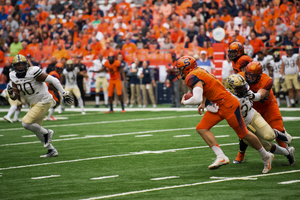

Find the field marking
[[135, 134, 153, 137], [91, 175, 119, 180], [215, 135, 229, 138], [292, 137, 300, 139], [31, 175, 60, 180], [22, 135, 36, 138], [0, 115, 200, 132], [81, 170, 300, 200], [210, 176, 257, 180], [0, 135, 3, 137], [0, 142, 238, 171], [174, 135, 191, 137], [278, 180, 300, 184], [44, 117, 69, 121], [151, 176, 179, 180], [59, 134, 78, 138], [0, 125, 229, 147]]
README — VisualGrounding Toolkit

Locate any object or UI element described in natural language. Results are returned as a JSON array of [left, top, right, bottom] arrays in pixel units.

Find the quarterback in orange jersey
[[99, 52, 126, 113], [176, 55, 274, 173], [45, 63, 64, 121], [228, 42, 252, 74], [233, 61, 293, 164]]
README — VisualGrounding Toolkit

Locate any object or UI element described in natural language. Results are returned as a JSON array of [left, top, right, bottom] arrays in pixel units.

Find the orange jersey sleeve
[[185, 68, 230, 103], [49, 71, 61, 80], [104, 60, 121, 80], [232, 55, 252, 74]]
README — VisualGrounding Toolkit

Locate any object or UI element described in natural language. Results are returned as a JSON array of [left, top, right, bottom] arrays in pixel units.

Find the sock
[[110, 104, 113, 111], [239, 139, 248, 153], [78, 97, 84, 109], [276, 98, 280, 107], [211, 144, 224, 156], [273, 144, 289, 156], [291, 99, 295, 104], [95, 96, 100, 105], [47, 144, 55, 150], [48, 108, 54, 118], [22, 122, 48, 135], [258, 147, 268, 158], [104, 92, 108, 105], [285, 95, 291, 107], [276, 138, 287, 148], [274, 129, 288, 141], [6, 105, 17, 118], [121, 101, 124, 110], [13, 110, 20, 121]]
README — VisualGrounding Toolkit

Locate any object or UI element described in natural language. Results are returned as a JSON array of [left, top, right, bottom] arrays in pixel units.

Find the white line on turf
[[91, 175, 119, 180], [81, 170, 300, 200], [173, 135, 191, 137], [0, 115, 200, 132], [278, 180, 300, 184], [22, 135, 36, 138], [0, 142, 238, 171], [151, 176, 179, 180], [0, 125, 229, 147], [215, 135, 230, 138], [31, 175, 60, 180], [59, 134, 78, 138], [135, 134, 153, 137], [0, 135, 3, 136], [210, 176, 257, 180]]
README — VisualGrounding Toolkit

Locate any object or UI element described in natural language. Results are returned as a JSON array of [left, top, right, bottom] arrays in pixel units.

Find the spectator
[[292, 36, 299, 54], [33, 42, 50, 63], [192, 0, 201, 11], [249, 31, 264, 56], [135, 31, 148, 49], [226, 20, 239, 36], [0, 7, 8, 20], [75, 55, 88, 106], [9, 36, 22, 56], [160, 37, 175, 52], [72, 0, 83, 10], [239, 21, 250, 38], [282, 30, 293, 46], [18, 41, 33, 57], [221, 54, 233, 85], [180, 10, 192, 26], [138, 60, 156, 108], [185, 22, 198, 44], [100, 0, 111, 16], [234, 10, 243, 27], [6, 15, 19, 33], [46, 56, 57, 74], [244, 38, 254, 58], [213, 13, 225, 29], [51, 0, 64, 14], [128, 57, 142, 108], [257, 26, 270, 44], [275, 17, 287, 36], [159, 0, 172, 18], [197, 50, 215, 73], [52, 43, 70, 61], [234, 26, 245, 44]]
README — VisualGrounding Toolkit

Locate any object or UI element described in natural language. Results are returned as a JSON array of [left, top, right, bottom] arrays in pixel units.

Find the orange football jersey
[[232, 55, 252, 74], [104, 60, 121, 80]]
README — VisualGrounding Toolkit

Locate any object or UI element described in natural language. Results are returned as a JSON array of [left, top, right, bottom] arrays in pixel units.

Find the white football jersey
[[9, 66, 54, 106], [232, 93, 254, 126], [63, 67, 79, 88], [282, 54, 300, 75], [269, 60, 282, 79], [93, 58, 107, 78], [253, 57, 269, 76]]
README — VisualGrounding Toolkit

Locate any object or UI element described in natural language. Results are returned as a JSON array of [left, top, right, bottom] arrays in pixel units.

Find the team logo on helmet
[[226, 74, 249, 98], [12, 54, 29, 78], [175, 56, 197, 80]]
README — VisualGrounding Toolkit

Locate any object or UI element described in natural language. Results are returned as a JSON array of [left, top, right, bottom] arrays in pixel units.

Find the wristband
[[253, 93, 262, 101]]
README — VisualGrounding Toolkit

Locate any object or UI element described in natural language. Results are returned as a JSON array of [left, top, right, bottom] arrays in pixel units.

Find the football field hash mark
[[22, 135, 36, 138], [31, 175, 60, 180], [135, 134, 153, 137], [151, 176, 179, 180], [278, 180, 300, 184], [91, 175, 119, 180], [59, 134, 78, 137], [173, 135, 191, 137]]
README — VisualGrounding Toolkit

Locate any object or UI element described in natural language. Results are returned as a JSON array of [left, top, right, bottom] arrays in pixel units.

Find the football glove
[[279, 74, 285, 84], [7, 85, 14, 96], [62, 92, 74, 105], [206, 102, 219, 113], [247, 90, 255, 100]]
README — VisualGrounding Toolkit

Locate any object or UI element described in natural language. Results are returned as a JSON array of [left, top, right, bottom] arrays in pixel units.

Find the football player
[[61, 60, 87, 114], [269, 51, 291, 107], [233, 61, 292, 164], [225, 74, 295, 166], [228, 42, 252, 74], [176, 55, 274, 173], [45, 62, 64, 120], [98, 52, 126, 113], [253, 51, 271, 77], [280, 45, 300, 107], [8, 54, 73, 157]]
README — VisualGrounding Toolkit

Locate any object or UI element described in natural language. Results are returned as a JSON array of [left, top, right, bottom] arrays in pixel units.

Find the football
[[184, 92, 193, 100]]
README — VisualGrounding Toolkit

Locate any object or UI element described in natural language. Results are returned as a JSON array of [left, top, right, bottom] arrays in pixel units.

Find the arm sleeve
[[183, 87, 203, 105], [45, 75, 65, 94]]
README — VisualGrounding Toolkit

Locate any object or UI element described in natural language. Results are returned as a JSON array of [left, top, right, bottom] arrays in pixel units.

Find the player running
[[228, 42, 252, 73]]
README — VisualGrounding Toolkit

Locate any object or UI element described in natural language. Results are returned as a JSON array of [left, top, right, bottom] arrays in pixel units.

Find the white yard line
[[0, 142, 238, 171], [0, 135, 3, 136], [210, 176, 257, 180], [135, 135, 153, 137], [59, 134, 78, 138], [31, 175, 60, 180], [81, 170, 300, 200], [173, 135, 191, 137], [0, 125, 229, 147], [278, 180, 300, 184], [215, 135, 230, 138], [91, 175, 119, 180], [22, 135, 36, 138], [151, 176, 179, 180]]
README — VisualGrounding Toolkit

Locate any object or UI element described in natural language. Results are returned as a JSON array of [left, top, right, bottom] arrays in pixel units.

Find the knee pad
[[22, 122, 30, 130]]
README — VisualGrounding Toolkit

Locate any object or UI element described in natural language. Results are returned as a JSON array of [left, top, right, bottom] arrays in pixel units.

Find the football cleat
[[40, 148, 58, 157], [105, 111, 114, 113], [50, 116, 57, 121], [262, 153, 274, 173], [4, 116, 13, 123], [286, 146, 295, 166], [233, 151, 245, 164], [121, 110, 126, 113], [208, 155, 230, 170], [81, 110, 86, 115], [43, 129, 54, 148]]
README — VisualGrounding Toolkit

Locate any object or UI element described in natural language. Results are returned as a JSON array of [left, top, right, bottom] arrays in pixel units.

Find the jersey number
[[16, 82, 35, 95], [241, 104, 249, 118], [109, 68, 114, 75]]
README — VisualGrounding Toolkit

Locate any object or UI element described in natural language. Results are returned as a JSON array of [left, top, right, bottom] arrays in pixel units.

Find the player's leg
[[95, 77, 101, 107], [196, 111, 229, 170], [22, 102, 58, 157], [148, 83, 156, 107], [13, 103, 22, 122], [122, 81, 129, 106], [102, 78, 109, 107], [173, 79, 181, 107], [130, 83, 136, 107], [281, 81, 291, 107], [106, 82, 115, 113], [274, 78, 281, 107], [116, 80, 125, 112], [286, 74, 296, 107], [291, 73, 300, 105], [136, 83, 142, 107], [141, 84, 147, 107], [73, 87, 85, 114]]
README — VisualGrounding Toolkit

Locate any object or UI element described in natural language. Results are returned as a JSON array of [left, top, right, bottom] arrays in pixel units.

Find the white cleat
[[286, 146, 295, 166], [4, 116, 13, 123], [262, 153, 274, 173], [81, 110, 86, 115], [208, 155, 230, 170], [153, 104, 157, 108], [40, 148, 58, 157], [43, 129, 54, 148]]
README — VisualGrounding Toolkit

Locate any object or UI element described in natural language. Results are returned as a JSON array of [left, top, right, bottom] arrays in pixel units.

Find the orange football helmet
[[228, 42, 244, 61], [175, 55, 197, 80], [245, 61, 262, 85]]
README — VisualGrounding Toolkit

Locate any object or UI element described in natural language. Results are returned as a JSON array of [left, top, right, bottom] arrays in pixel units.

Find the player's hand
[[206, 102, 219, 113], [279, 75, 285, 84], [198, 103, 205, 115], [62, 92, 74, 105], [7, 85, 14, 96], [181, 95, 186, 105], [247, 90, 255, 100]]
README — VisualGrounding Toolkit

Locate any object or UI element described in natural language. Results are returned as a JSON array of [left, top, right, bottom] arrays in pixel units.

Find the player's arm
[[181, 80, 204, 106], [280, 60, 285, 76], [267, 63, 273, 77], [119, 66, 126, 83], [7, 82, 20, 101], [248, 79, 272, 102], [78, 70, 88, 78]]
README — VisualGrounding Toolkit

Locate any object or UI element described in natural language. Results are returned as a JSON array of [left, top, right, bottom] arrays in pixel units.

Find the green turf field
[[0, 108, 299, 200]]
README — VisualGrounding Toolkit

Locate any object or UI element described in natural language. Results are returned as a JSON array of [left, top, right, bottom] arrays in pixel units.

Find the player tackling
[[8, 54, 73, 157]]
